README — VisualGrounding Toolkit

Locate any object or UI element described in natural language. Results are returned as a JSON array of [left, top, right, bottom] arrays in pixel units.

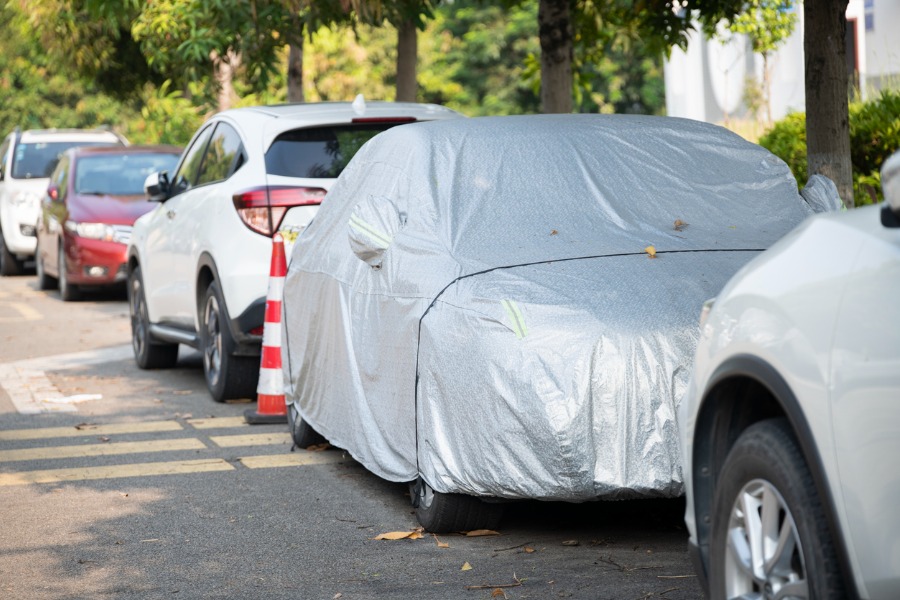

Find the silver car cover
[[282, 114, 816, 501]]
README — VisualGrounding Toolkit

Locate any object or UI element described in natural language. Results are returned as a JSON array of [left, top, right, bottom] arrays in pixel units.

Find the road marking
[[210, 433, 292, 447], [0, 345, 134, 414], [0, 458, 234, 486], [187, 417, 248, 429], [0, 438, 206, 463], [0, 302, 42, 322], [0, 420, 184, 441], [239, 452, 345, 469]]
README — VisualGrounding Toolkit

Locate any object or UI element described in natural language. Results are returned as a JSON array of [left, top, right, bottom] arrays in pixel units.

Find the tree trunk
[[538, 0, 572, 114], [396, 19, 418, 102], [213, 50, 239, 113], [805, 0, 853, 207], [287, 43, 304, 103]]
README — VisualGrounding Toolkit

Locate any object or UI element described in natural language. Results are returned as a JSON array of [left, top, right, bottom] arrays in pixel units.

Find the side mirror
[[144, 171, 170, 202], [348, 196, 403, 269], [881, 151, 900, 217]]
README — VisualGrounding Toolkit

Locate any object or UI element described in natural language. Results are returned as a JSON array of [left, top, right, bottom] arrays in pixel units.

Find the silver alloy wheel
[[724, 478, 809, 600], [130, 276, 147, 358], [203, 294, 223, 388]]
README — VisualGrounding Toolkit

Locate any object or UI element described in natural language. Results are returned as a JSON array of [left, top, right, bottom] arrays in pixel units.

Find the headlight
[[64, 221, 131, 243], [11, 191, 40, 207]]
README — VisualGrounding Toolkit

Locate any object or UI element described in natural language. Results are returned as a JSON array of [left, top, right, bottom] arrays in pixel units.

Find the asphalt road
[[0, 274, 704, 600]]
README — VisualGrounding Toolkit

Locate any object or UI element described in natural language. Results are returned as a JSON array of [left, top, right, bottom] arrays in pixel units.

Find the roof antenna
[[352, 94, 366, 116]]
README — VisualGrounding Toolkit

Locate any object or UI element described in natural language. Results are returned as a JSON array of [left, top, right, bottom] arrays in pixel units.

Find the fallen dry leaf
[[524, 546, 535, 553], [74, 423, 97, 431], [333, 594, 342, 599], [491, 589, 507, 598], [374, 529, 424, 541], [561, 540, 580, 546], [461, 562, 473, 571], [433, 534, 449, 549], [305, 443, 331, 452], [673, 219, 688, 231], [465, 529, 500, 537], [550, 229, 558, 235], [645, 245, 657, 258]]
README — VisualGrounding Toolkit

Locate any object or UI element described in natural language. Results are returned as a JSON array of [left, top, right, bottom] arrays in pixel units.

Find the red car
[[36, 145, 180, 300]]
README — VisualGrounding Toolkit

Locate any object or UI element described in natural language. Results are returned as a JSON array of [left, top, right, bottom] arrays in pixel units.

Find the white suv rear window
[[13, 141, 116, 179], [265, 123, 411, 179]]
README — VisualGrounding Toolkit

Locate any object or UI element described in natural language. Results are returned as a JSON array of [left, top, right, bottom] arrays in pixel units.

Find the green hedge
[[759, 89, 900, 206]]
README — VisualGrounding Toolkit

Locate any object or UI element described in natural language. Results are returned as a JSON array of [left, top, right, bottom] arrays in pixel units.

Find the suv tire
[[129, 266, 179, 369], [201, 280, 259, 402], [710, 418, 845, 599]]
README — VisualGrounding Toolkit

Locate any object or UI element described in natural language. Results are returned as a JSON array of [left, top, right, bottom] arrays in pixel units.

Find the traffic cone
[[245, 233, 289, 425]]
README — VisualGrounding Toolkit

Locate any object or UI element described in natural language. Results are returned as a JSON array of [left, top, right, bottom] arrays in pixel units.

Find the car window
[[265, 123, 406, 179], [75, 153, 180, 196], [171, 125, 214, 196], [195, 123, 245, 186], [11, 141, 115, 179]]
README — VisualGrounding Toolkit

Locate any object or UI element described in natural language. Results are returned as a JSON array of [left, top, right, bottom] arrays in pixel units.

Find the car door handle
[[166, 210, 176, 220]]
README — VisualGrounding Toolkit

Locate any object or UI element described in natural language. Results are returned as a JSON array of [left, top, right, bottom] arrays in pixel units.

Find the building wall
[[664, 1, 899, 123]]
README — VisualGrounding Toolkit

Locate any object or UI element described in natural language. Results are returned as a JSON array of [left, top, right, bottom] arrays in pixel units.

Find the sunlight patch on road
[[0, 344, 133, 414]]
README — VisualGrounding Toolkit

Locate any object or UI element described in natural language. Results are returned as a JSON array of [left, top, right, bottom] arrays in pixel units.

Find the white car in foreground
[[0, 128, 125, 275], [679, 152, 900, 599], [127, 99, 462, 402]]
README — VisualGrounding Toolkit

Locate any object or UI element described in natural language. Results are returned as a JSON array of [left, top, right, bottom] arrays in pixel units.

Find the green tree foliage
[[11, 0, 159, 100], [0, 3, 134, 134], [759, 89, 900, 205], [303, 0, 665, 117]]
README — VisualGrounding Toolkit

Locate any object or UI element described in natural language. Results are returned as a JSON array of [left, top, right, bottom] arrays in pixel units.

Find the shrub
[[759, 89, 900, 206]]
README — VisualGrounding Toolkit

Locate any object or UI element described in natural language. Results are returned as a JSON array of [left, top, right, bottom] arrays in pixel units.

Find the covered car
[[282, 114, 831, 532]]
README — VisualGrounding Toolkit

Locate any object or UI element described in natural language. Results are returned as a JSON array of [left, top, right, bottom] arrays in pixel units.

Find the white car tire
[[710, 418, 845, 599], [200, 280, 259, 402], [129, 266, 179, 370], [0, 229, 24, 276]]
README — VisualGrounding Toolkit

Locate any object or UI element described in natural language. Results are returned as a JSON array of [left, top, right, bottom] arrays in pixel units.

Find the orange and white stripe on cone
[[255, 233, 287, 415]]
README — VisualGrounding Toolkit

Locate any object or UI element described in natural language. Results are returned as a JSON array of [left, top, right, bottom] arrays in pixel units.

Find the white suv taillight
[[232, 186, 326, 236]]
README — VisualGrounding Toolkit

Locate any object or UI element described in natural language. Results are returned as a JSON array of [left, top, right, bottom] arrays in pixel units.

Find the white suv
[[0, 128, 126, 275], [679, 152, 900, 599], [127, 100, 463, 402]]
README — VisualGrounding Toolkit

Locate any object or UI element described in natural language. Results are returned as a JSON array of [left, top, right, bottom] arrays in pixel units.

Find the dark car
[[36, 145, 179, 300]]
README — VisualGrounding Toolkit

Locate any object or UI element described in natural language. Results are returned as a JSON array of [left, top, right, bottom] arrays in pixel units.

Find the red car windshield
[[75, 153, 179, 196]]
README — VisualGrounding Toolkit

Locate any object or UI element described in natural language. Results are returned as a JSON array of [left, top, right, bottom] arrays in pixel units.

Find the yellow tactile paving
[[0, 459, 234, 486], [0, 302, 42, 322], [239, 452, 345, 469], [0, 438, 205, 462], [209, 433, 292, 448], [186, 416, 248, 429], [0, 420, 184, 441]]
